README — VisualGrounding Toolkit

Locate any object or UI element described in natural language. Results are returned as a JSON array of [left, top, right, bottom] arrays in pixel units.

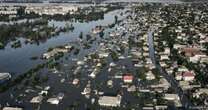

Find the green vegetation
[[0, 63, 45, 92], [0, 42, 4, 49], [160, 26, 177, 49], [0, 19, 50, 47], [0, 19, 74, 49], [110, 50, 119, 61], [0, 42, 68, 92], [11, 40, 21, 48], [152, 68, 161, 82], [83, 43, 91, 49], [0, 5, 124, 22], [54, 52, 64, 61], [136, 67, 147, 81], [79, 32, 83, 39]]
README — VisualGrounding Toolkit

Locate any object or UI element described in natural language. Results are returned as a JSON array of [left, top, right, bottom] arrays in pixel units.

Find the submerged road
[[148, 27, 192, 109]]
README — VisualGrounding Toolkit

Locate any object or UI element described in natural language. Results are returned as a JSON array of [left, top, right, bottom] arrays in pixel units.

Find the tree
[[0, 42, 4, 49], [114, 15, 118, 23], [17, 6, 26, 16], [79, 32, 83, 39]]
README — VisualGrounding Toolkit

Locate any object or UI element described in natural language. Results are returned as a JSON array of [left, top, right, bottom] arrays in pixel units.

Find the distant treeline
[[0, 5, 124, 22], [181, 0, 208, 2], [1, 0, 107, 3]]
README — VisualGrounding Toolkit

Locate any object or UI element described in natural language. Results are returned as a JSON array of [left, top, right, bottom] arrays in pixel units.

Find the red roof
[[123, 74, 133, 80], [183, 72, 195, 77], [182, 48, 202, 57]]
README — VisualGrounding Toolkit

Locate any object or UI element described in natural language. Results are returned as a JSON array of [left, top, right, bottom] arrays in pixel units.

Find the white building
[[190, 54, 207, 63], [177, 66, 188, 72], [164, 48, 170, 55], [160, 54, 169, 61], [98, 52, 109, 58], [98, 95, 122, 107], [164, 94, 180, 101], [175, 72, 182, 81], [173, 44, 186, 50]]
